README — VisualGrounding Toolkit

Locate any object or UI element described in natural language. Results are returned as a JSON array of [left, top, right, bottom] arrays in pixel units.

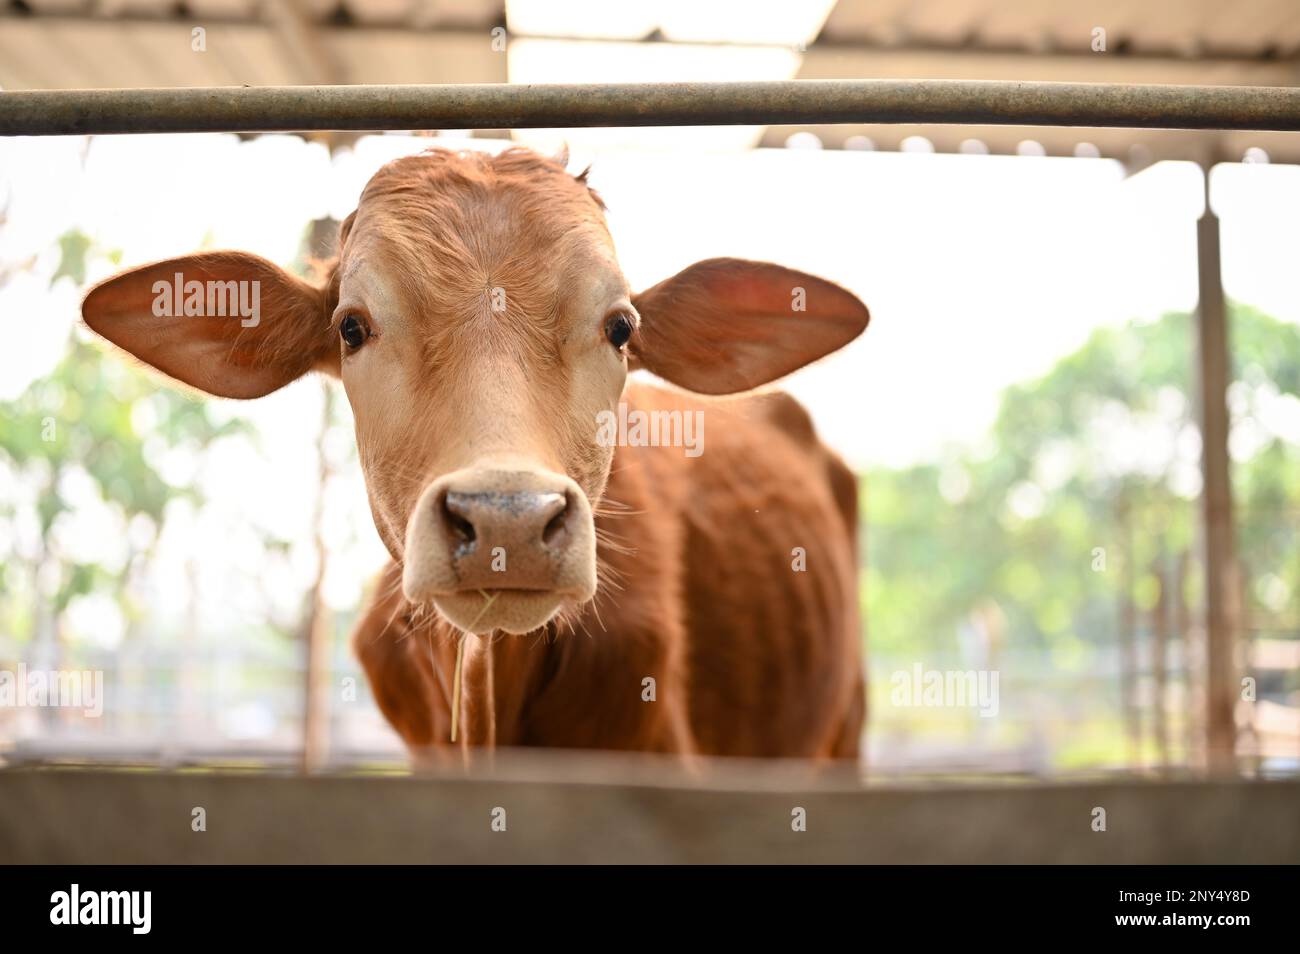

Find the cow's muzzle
[[402, 467, 597, 634]]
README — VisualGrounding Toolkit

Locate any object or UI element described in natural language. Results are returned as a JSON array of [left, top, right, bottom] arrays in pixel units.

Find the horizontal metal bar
[[4, 79, 1300, 136]]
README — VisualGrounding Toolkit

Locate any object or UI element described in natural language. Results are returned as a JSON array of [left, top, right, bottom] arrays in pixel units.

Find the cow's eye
[[605, 312, 635, 350], [340, 314, 368, 350]]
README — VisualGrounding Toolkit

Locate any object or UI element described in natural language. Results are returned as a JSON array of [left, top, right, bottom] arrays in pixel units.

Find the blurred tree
[[0, 230, 246, 700], [864, 304, 1300, 765]]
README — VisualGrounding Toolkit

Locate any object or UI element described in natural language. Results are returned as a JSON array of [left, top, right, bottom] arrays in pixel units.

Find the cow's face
[[333, 151, 626, 633], [83, 147, 870, 636]]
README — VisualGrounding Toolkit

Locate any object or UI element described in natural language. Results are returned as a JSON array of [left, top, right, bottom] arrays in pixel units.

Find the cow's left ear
[[629, 257, 869, 395]]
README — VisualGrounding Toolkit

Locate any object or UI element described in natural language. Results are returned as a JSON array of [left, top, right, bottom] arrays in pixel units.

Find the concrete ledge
[[2, 758, 1296, 863]]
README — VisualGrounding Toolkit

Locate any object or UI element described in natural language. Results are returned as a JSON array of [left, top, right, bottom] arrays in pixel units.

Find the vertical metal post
[[1195, 162, 1240, 773], [1119, 495, 1142, 766]]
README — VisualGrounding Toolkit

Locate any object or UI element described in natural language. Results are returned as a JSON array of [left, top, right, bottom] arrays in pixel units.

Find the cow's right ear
[[82, 251, 338, 400]]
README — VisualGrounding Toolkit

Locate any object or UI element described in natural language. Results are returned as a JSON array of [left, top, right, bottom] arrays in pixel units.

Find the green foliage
[[50, 230, 92, 288], [0, 229, 248, 649], [0, 333, 253, 636], [865, 304, 1300, 659]]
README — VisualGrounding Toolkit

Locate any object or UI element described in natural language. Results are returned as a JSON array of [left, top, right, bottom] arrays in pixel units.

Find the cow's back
[[608, 382, 864, 758]]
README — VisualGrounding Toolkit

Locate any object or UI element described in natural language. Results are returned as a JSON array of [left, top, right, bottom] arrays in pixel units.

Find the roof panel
[[21, 0, 93, 11], [328, 30, 506, 84], [822, 0, 930, 41], [822, 0, 1300, 56], [187, 0, 260, 16], [899, 0, 993, 45], [346, 0, 425, 26]]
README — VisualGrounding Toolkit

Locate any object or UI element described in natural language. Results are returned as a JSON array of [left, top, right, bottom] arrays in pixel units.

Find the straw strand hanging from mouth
[[450, 590, 499, 744]]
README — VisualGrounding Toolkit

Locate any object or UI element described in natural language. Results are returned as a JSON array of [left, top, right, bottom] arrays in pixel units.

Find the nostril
[[442, 493, 477, 547], [542, 492, 571, 547], [449, 510, 477, 545]]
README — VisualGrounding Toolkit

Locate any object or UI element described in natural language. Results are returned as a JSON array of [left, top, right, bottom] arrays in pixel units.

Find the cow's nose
[[402, 468, 596, 605], [442, 489, 572, 555]]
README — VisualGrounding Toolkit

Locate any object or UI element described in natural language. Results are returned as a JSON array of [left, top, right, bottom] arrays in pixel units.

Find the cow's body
[[355, 381, 864, 758]]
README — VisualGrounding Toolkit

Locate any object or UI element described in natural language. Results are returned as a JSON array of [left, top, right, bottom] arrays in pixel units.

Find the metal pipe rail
[[4, 79, 1300, 136]]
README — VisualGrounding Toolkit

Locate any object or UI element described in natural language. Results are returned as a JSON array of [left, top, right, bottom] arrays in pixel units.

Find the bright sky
[[2, 133, 1299, 628]]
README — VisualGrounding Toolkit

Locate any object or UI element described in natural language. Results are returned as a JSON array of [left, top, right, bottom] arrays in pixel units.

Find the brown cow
[[82, 147, 868, 760]]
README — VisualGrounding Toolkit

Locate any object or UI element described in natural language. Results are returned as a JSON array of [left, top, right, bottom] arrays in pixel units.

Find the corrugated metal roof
[[777, 0, 1300, 160]]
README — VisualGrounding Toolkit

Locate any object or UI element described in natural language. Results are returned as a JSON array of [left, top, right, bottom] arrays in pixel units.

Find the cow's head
[[83, 148, 868, 635]]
